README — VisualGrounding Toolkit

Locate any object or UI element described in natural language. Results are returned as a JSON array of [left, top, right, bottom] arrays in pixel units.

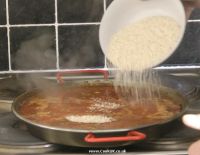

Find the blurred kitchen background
[[0, 0, 200, 74]]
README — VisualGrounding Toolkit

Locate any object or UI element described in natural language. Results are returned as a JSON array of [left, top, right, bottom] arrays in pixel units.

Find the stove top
[[0, 74, 199, 154]]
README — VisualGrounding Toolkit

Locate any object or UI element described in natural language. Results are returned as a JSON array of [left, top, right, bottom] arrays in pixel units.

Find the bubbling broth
[[19, 85, 182, 130]]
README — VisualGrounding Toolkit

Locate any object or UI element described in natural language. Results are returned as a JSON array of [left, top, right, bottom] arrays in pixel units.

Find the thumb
[[182, 114, 200, 130]]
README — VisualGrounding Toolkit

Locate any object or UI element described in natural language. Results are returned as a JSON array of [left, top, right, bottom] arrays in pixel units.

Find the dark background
[[0, 0, 200, 71]]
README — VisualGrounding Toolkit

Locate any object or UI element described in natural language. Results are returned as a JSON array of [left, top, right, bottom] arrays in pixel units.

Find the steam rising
[[14, 28, 56, 70], [12, 28, 58, 91]]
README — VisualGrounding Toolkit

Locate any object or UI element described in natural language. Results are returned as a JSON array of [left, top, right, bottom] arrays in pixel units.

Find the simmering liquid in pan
[[19, 85, 182, 130]]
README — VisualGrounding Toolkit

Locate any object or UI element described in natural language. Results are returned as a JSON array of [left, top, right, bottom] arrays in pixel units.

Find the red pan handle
[[56, 69, 109, 84], [84, 131, 146, 143]]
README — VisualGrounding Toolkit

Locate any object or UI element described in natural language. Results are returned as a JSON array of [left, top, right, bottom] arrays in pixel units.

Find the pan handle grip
[[56, 69, 109, 84], [84, 131, 146, 143]]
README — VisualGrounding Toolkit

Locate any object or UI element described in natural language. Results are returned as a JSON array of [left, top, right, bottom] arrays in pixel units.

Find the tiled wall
[[0, 0, 200, 73]]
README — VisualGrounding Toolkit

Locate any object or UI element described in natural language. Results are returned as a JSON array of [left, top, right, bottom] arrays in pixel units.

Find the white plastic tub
[[99, 0, 186, 68]]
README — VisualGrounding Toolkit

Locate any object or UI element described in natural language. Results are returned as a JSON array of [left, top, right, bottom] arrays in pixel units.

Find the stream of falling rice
[[109, 68, 161, 103], [106, 16, 181, 104]]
